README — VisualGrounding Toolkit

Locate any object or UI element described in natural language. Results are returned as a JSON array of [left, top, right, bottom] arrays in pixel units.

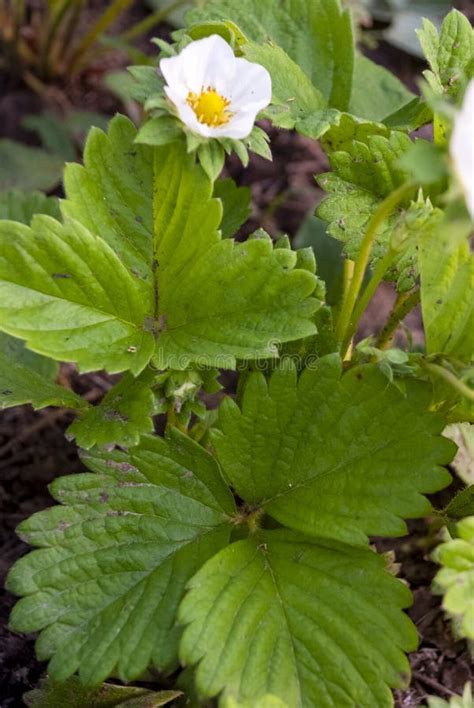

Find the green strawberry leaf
[[444, 486, 474, 523], [419, 220, 474, 362], [7, 430, 234, 685], [24, 675, 181, 707], [0, 115, 318, 373], [0, 332, 84, 411], [0, 188, 85, 411], [212, 356, 453, 545], [242, 41, 325, 129], [349, 55, 417, 125], [0, 189, 60, 223], [67, 369, 156, 449], [0, 214, 155, 375], [417, 9, 474, 100], [213, 178, 251, 239], [186, 0, 355, 111], [317, 120, 442, 291], [179, 530, 416, 706], [432, 517, 474, 641], [0, 140, 64, 192]]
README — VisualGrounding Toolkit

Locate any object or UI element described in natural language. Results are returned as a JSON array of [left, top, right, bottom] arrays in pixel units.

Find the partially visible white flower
[[159, 34, 272, 140], [450, 80, 474, 220]]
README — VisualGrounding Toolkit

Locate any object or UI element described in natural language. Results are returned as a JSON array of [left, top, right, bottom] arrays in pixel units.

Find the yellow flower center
[[187, 86, 233, 127]]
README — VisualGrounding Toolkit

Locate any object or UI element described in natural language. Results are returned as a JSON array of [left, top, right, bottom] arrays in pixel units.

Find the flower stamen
[[187, 86, 233, 127]]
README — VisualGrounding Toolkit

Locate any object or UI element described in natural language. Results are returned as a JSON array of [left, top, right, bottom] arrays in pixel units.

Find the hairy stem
[[376, 289, 420, 350], [335, 181, 415, 354], [342, 248, 396, 355], [424, 362, 474, 402]]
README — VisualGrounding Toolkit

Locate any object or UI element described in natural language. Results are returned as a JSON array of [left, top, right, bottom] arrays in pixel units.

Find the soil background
[[1, 2, 473, 706]]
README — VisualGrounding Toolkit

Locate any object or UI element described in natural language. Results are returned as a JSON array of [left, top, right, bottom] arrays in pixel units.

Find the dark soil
[[1, 3, 473, 706]]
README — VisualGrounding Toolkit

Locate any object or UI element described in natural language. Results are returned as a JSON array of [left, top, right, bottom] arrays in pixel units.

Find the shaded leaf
[[0, 140, 63, 191], [0, 332, 84, 411], [68, 370, 156, 449], [213, 178, 251, 239], [212, 356, 453, 545], [445, 486, 474, 523], [24, 675, 180, 707], [0, 189, 60, 223], [349, 55, 416, 124]]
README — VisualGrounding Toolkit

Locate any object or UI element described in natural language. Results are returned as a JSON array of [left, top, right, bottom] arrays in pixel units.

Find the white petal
[[176, 35, 237, 94], [159, 35, 272, 140], [211, 110, 258, 139], [450, 80, 474, 220], [227, 58, 272, 111]]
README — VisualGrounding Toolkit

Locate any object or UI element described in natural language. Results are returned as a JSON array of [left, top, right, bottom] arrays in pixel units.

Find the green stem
[[335, 181, 415, 353], [376, 288, 420, 350], [342, 248, 396, 355], [68, 0, 135, 75], [118, 0, 190, 42], [424, 362, 474, 403]]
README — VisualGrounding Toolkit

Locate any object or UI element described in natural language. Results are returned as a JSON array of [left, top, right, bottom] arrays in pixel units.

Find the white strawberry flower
[[159, 34, 272, 140], [450, 79, 474, 220]]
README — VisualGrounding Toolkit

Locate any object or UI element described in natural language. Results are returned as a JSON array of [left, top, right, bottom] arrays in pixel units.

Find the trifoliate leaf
[[7, 431, 235, 685], [179, 530, 416, 706], [432, 517, 474, 640], [213, 178, 251, 238], [67, 370, 156, 449], [349, 55, 417, 125], [61, 115, 319, 371], [187, 0, 355, 111], [419, 220, 474, 361], [212, 356, 453, 545], [417, 9, 474, 100], [0, 189, 60, 223], [24, 675, 181, 707], [0, 116, 318, 374], [0, 140, 64, 192], [0, 332, 84, 411]]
